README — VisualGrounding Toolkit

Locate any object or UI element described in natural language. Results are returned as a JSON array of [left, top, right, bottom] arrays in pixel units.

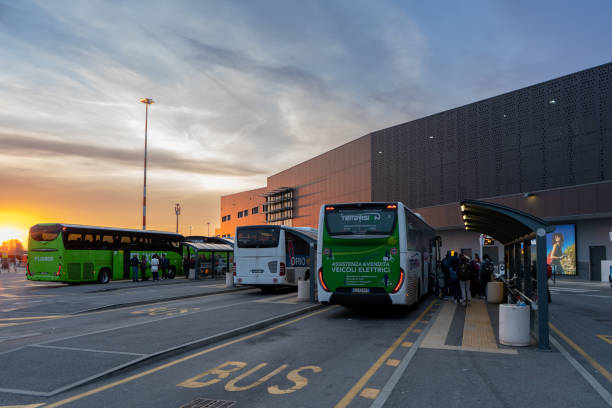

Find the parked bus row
[[27, 201, 439, 308], [233, 201, 438, 307]]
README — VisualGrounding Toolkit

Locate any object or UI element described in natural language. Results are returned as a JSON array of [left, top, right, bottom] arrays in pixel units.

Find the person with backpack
[[449, 252, 461, 303], [160, 254, 170, 279], [150, 254, 160, 281], [458, 254, 473, 305], [140, 255, 148, 281], [130, 254, 140, 282], [471, 253, 481, 298], [441, 251, 452, 299], [481, 254, 495, 299]]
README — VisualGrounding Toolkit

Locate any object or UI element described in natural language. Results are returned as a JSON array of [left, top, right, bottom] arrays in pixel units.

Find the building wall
[[266, 135, 372, 228], [371, 62, 612, 209], [216, 187, 267, 237]]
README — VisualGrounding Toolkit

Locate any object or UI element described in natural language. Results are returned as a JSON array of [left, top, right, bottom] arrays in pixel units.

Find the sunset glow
[[1, 2, 610, 246]]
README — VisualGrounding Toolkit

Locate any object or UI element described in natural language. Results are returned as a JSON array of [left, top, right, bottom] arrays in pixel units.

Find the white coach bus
[[234, 225, 317, 291]]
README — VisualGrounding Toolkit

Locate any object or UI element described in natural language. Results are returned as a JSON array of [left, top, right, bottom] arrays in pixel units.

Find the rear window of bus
[[29, 225, 61, 242], [325, 206, 396, 236], [237, 228, 280, 248]]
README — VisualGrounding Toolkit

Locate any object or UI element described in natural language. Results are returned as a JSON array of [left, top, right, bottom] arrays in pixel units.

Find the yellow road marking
[[401, 341, 413, 348], [550, 323, 612, 385], [421, 344, 517, 354], [385, 359, 400, 367], [0, 315, 67, 321], [44, 306, 335, 408], [334, 300, 437, 408], [462, 300, 497, 349], [360, 388, 380, 399], [0, 404, 45, 408], [421, 301, 455, 348], [413, 328, 422, 333], [597, 334, 612, 346]]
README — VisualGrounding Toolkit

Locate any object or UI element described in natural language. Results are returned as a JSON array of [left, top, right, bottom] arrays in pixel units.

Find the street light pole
[[139, 98, 154, 230], [206, 222, 210, 236], [174, 203, 181, 234]]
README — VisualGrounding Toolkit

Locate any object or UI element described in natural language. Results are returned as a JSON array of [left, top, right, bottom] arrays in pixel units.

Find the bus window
[[101, 235, 114, 250], [325, 206, 396, 236], [30, 224, 61, 242], [237, 227, 279, 248]]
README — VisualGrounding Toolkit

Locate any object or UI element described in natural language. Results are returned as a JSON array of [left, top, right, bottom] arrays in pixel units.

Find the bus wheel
[[168, 266, 176, 279], [412, 281, 421, 310], [98, 268, 111, 284]]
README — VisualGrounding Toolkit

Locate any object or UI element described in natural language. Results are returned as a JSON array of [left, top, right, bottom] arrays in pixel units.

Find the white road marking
[[31, 344, 146, 356]]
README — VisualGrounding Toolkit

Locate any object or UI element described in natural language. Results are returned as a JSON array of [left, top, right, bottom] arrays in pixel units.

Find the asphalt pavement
[[1, 271, 611, 408]]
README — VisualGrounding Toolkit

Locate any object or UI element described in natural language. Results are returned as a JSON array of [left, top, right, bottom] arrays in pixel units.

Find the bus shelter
[[182, 242, 234, 280], [460, 199, 554, 350]]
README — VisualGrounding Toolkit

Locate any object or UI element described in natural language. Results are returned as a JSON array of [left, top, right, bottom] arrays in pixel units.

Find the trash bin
[[297, 279, 310, 301], [226, 272, 234, 288], [487, 281, 504, 304], [188, 268, 195, 280], [499, 304, 530, 346]]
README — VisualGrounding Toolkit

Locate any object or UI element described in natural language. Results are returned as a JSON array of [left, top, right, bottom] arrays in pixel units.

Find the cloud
[[0, 131, 267, 176]]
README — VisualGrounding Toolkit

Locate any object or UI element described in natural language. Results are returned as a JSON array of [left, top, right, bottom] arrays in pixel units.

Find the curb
[[74, 286, 252, 314], [40, 303, 325, 397]]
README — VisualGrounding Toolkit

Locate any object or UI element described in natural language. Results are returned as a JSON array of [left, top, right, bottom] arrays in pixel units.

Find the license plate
[[251, 269, 264, 274], [352, 288, 370, 293]]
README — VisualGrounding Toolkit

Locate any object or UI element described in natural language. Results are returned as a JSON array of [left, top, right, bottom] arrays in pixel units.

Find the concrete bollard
[[487, 281, 504, 303], [226, 272, 234, 288], [297, 279, 310, 301]]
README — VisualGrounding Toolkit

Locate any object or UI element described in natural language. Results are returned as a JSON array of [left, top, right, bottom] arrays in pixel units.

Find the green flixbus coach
[[27, 223, 185, 283], [317, 202, 437, 307]]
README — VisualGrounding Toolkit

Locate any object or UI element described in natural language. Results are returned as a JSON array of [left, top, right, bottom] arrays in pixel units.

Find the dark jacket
[[130, 256, 139, 267], [458, 258, 472, 281]]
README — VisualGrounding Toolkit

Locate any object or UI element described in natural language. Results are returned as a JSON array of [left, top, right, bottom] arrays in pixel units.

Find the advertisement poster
[[546, 224, 576, 276]]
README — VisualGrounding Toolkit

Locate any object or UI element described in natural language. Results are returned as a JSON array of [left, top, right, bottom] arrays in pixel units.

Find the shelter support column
[[514, 242, 522, 290], [524, 240, 532, 300], [309, 242, 316, 302], [536, 229, 550, 350]]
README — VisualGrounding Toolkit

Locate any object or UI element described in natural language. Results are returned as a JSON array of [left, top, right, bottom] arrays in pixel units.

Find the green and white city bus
[[27, 223, 184, 283], [317, 202, 436, 306]]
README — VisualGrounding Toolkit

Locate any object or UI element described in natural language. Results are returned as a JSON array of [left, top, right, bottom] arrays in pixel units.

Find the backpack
[[458, 261, 471, 281], [449, 266, 458, 281]]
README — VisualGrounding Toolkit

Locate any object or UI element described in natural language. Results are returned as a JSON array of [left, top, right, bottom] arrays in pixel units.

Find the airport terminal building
[[216, 62, 612, 281]]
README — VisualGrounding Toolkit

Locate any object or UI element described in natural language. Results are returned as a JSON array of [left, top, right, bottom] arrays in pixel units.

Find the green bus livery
[[317, 202, 436, 306], [27, 223, 184, 283]]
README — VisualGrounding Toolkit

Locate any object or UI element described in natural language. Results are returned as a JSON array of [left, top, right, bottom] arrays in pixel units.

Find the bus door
[[116, 250, 129, 280], [285, 233, 310, 284]]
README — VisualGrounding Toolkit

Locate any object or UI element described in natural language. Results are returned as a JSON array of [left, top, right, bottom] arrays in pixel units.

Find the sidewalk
[[378, 297, 611, 407]]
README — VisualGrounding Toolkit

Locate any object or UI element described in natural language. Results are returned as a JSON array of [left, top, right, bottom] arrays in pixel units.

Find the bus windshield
[[325, 206, 396, 236], [29, 224, 62, 242], [237, 227, 280, 248]]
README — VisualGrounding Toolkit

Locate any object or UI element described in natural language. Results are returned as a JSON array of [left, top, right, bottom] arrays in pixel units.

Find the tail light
[[318, 267, 329, 292], [386, 204, 397, 209], [279, 262, 286, 276], [391, 268, 404, 293], [233, 262, 236, 276], [56, 264, 62, 277], [26, 263, 32, 276]]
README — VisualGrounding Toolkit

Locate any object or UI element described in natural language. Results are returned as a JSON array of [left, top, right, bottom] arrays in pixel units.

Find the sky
[[1, 0, 611, 246]]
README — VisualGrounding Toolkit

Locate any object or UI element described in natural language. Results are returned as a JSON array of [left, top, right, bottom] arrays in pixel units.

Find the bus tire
[[412, 281, 421, 310], [98, 268, 111, 284], [168, 266, 176, 279]]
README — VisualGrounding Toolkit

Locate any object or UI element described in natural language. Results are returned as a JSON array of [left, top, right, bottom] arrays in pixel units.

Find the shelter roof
[[460, 199, 552, 245]]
